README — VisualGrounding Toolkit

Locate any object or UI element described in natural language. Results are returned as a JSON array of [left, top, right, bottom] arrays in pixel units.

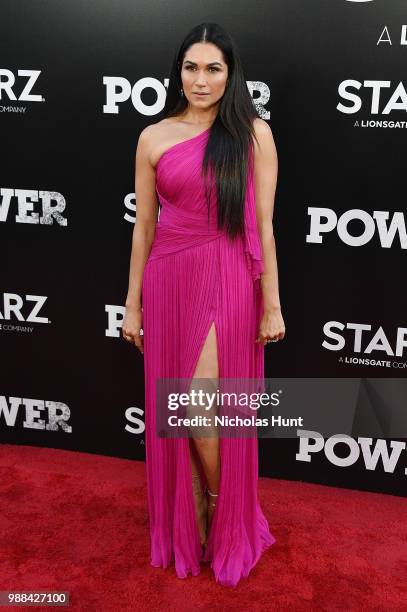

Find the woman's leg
[[188, 438, 208, 546], [188, 322, 221, 540]]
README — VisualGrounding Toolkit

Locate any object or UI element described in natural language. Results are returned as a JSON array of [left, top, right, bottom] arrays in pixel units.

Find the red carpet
[[0, 444, 406, 611]]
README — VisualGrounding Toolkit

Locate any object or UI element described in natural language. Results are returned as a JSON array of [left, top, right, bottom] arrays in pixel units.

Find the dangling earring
[[180, 88, 184, 96]]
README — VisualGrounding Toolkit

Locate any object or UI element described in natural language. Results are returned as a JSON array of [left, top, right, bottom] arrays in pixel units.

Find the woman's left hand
[[256, 307, 286, 346]]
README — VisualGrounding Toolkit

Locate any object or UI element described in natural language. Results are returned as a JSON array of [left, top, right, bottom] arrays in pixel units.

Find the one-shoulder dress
[[141, 126, 276, 588]]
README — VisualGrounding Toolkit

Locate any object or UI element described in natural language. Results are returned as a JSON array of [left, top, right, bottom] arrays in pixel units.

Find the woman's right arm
[[122, 126, 159, 354]]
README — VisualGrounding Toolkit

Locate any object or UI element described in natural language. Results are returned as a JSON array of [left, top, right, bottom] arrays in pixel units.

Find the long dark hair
[[160, 23, 260, 239]]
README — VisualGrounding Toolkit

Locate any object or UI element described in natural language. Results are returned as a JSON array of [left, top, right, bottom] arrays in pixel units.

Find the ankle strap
[[206, 487, 219, 497]]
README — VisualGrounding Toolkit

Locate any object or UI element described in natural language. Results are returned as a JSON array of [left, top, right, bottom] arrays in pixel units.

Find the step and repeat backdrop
[[1, 0, 406, 496]]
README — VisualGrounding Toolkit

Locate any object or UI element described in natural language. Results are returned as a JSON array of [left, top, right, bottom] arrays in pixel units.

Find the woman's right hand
[[122, 305, 144, 354]]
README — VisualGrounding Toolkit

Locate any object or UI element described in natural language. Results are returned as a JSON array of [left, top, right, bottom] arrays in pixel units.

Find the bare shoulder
[[138, 119, 175, 141], [252, 118, 277, 160], [137, 119, 181, 168], [136, 121, 167, 151], [252, 117, 275, 146]]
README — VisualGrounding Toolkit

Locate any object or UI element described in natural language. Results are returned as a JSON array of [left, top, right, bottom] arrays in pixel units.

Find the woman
[[123, 22, 285, 588]]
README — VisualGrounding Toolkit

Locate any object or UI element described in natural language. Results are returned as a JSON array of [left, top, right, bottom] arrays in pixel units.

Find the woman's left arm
[[252, 118, 286, 345]]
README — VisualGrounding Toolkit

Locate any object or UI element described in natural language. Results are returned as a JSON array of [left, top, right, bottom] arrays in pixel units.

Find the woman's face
[[180, 42, 228, 109]]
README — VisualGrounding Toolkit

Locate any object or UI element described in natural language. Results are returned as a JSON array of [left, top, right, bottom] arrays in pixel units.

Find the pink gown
[[141, 127, 276, 588]]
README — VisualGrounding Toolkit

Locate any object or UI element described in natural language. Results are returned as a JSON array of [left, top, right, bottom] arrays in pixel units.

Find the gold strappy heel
[[206, 487, 219, 529]]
